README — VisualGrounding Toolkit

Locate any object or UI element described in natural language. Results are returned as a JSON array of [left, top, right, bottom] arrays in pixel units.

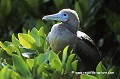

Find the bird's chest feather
[[48, 26, 76, 52]]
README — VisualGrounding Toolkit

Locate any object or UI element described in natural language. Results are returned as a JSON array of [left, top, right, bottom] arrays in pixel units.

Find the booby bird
[[42, 9, 101, 71]]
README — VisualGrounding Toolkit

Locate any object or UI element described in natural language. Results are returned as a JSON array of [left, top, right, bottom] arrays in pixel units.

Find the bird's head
[[42, 9, 80, 31]]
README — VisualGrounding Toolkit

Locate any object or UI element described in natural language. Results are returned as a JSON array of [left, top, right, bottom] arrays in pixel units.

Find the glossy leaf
[[96, 61, 107, 79], [49, 50, 60, 62], [18, 33, 38, 50], [37, 63, 45, 77], [30, 28, 40, 46], [50, 58, 62, 72], [26, 59, 34, 70], [66, 54, 75, 72], [0, 66, 9, 79], [80, 74, 97, 79], [62, 46, 69, 66], [36, 53, 48, 65], [72, 60, 78, 72], [39, 26, 45, 37], [0, 41, 14, 55], [12, 54, 32, 78], [12, 34, 20, 47]]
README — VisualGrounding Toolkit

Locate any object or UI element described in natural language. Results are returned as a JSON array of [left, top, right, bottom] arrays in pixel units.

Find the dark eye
[[63, 13, 67, 16]]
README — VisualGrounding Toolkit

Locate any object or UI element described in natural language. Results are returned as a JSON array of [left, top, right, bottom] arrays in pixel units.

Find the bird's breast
[[48, 27, 76, 52]]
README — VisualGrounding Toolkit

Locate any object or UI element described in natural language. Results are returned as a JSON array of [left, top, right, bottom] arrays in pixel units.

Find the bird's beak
[[42, 13, 68, 22]]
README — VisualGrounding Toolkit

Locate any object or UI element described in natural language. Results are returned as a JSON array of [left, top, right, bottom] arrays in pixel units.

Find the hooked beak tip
[[42, 16, 46, 20]]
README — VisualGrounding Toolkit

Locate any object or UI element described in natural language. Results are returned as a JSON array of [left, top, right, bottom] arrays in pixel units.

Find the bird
[[42, 9, 101, 71]]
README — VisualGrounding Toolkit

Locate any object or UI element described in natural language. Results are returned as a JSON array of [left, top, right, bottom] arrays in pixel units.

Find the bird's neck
[[62, 21, 79, 34]]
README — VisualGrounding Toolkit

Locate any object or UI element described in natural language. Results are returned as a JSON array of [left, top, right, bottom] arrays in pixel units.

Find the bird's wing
[[75, 31, 101, 71], [77, 31, 97, 49]]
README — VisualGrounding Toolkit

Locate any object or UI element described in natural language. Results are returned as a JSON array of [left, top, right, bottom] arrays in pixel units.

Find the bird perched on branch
[[42, 9, 101, 71]]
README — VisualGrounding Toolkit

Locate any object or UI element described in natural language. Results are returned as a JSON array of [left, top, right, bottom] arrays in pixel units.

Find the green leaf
[[37, 63, 45, 77], [62, 46, 69, 66], [26, 59, 34, 70], [66, 54, 75, 72], [12, 54, 32, 78], [0, 41, 6, 49], [71, 60, 78, 72], [80, 74, 97, 79], [18, 33, 38, 50], [30, 28, 40, 46], [50, 58, 62, 72], [36, 53, 48, 65], [5, 45, 15, 55], [39, 26, 45, 37], [12, 34, 20, 47], [10, 70, 23, 79], [0, 66, 9, 79], [22, 28, 27, 34], [49, 50, 60, 62], [96, 61, 107, 79], [75, 1, 83, 22], [0, 41, 14, 55]]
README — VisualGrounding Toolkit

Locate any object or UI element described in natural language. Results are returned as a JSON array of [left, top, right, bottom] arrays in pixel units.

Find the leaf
[[50, 58, 62, 72], [75, 1, 83, 22], [30, 28, 40, 46], [12, 34, 20, 47], [49, 50, 60, 62], [37, 63, 45, 76], [66, 54, 75, 72], [18, 33, 38, 50], [39, 26, 45, 37], [36, 53, 48, 65], [0, 41, 14, 55], [80, 74, 97, 79], [96, 61, 107, 79], [62, 46, 69, 66], [0, 41, 6, 49], [26, 59, 34, 70], [0, 66, 9, 79], [22, 28, 27, 34], [71, 60, 78, 72], [12, 54, 32, 78]]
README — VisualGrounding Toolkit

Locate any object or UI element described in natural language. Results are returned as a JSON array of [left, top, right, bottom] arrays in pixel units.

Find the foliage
[[0, 27, 78, 79]]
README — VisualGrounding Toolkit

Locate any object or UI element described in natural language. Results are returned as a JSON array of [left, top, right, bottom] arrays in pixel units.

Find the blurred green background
[[0, 0, 120, 66]]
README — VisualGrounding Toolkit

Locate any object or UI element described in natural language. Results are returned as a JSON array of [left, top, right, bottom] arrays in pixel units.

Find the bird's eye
[[63, 13, 67, 16]]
